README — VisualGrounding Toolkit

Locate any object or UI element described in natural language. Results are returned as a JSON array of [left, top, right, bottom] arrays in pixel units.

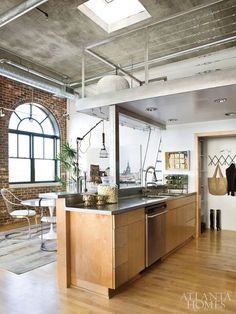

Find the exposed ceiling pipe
[[70, 35, 236, 87], [0, 0, 48, 28], [70, 71, 111, 87], [0, 62, 75, 99], [86, 0, 225, 50], [85, 49, 143, 86], [0, 59, 66, 86], [141, 35, 236, 68]]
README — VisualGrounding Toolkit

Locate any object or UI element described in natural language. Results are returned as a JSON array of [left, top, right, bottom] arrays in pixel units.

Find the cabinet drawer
[[113, 225, 128, 267], [113, 214, 145, 288], [166, 194, 196, 210], [114, 208, 144, 228]]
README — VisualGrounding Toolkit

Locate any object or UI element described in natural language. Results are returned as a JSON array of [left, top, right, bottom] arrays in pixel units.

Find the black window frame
[[8, 103, 60, 184]]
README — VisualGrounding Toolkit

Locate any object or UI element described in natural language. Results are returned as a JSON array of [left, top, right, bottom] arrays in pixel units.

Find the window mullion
[[17, 133, 19, 157], [31, 159, 35, 183], [31, 135, 35, 182], [54, 138, 57, 179], [43, 137, 45, 159]]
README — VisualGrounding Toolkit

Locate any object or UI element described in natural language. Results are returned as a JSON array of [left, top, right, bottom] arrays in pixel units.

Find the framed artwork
[[165, 151, 190, 170]]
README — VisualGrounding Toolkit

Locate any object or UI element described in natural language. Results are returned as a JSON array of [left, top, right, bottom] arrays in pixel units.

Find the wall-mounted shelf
[[164, 174, 188, 193]]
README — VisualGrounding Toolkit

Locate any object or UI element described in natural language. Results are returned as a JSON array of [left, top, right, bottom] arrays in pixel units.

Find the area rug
[[0, 225, 56, 275]]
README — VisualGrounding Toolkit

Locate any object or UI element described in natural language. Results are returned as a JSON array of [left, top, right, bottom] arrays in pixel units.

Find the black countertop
[[64, 193, 196, 215]]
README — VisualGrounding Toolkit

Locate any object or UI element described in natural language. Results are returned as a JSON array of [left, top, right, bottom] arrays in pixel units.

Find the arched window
[[8, 103, 60, 184]]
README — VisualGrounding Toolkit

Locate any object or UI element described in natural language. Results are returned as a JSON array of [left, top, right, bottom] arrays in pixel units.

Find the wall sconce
[[76, 119, 109, 190], [0, 108, 5, 118]]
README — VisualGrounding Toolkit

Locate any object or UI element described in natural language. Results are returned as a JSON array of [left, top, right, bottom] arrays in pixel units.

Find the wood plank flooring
[[0, 229, 236, 314]]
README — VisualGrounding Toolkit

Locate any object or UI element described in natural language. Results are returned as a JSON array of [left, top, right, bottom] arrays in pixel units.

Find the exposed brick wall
[[0, 76, 67, 225]]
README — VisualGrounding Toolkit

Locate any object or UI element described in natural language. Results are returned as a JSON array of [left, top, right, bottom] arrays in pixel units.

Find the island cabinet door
[[166, 208, 178, 253], [69, 212, 114, 290], [166, 195, 196, 254], [113, 208, 145, 289], [184, 202, 196, 239]]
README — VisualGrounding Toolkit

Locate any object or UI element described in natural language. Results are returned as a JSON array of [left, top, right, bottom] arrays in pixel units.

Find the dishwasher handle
[[145, 203, 167, 212], [147, 210, 168, 218]]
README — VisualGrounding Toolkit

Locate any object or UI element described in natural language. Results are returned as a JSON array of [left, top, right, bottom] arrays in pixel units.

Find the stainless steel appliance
[[145, 202, 167, 267]]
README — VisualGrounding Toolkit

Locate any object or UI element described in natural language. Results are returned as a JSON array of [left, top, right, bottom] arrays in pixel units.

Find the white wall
[[162, 119, 236, 231], [67, 99, 110, 175], [162, 119, 236, 192]]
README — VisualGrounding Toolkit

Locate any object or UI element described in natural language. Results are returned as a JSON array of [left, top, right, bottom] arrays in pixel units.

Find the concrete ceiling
[[0, 0, 236, 84]]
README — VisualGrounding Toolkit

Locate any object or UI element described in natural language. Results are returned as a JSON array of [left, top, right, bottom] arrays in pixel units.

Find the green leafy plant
[[56, 142, 78, 190]]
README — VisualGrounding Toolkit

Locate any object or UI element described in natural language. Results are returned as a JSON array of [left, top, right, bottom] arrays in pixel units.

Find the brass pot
[[96, 194, 107, 206], [83, 194, 96, 207]]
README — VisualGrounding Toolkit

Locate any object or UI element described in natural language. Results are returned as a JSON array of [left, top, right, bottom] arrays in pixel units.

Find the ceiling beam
[[76, 68, 236, 111], [117, 106, 166, 130], [0, 0, 48, 29]]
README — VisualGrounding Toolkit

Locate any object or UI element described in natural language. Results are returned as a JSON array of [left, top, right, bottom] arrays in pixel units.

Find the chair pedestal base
[[40, 216, 57, 252], [40, 240, 57, 252]]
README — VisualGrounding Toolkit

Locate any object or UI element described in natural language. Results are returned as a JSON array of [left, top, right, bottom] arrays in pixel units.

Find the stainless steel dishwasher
[[145, 202, 167, 267]]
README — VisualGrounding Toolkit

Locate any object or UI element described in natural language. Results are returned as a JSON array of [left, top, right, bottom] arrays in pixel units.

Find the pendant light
[[99, 120, 109, 158]]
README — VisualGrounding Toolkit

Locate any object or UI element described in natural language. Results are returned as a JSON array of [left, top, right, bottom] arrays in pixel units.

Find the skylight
[[78, 0, 151, 33]]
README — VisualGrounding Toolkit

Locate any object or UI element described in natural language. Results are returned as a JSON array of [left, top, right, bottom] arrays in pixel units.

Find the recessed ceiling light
[[225, 112, 236, 116], [78, 0, 151, 33], [145, 107, 158, 112], [214, 98, 227, 103], [168, 118, 178, 122]]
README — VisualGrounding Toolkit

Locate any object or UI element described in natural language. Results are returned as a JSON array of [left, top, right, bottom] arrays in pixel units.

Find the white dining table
[[21, 198, 56, 239]]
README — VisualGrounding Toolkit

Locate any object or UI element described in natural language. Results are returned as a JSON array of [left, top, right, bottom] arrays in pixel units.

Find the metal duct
[[0, 0, 48, 28], [1, 59, 65, 86], [0, 62, 75, 99]]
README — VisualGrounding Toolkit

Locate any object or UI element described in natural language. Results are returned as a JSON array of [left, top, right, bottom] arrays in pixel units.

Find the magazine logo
[[181, 292, 232, 311]]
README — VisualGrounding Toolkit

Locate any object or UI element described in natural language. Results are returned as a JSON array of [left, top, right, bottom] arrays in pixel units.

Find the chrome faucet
[[77, 171, 87, 193], [144, 166, 157, 188]]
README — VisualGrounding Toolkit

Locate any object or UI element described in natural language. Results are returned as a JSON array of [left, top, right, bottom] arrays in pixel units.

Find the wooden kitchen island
[[56, 193, 196, 298]]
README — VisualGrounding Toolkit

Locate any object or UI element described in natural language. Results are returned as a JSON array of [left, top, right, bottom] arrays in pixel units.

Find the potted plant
[[56, 142, 78, 191]]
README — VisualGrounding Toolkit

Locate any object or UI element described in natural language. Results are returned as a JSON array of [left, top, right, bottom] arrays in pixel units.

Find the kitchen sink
[[143, 193, 184, 198], [144, 195, 169, 199], [158, 193, 183, 197]]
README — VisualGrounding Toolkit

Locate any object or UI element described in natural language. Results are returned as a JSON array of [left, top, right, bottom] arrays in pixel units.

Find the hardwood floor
[[0, 229, 236, 314]]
